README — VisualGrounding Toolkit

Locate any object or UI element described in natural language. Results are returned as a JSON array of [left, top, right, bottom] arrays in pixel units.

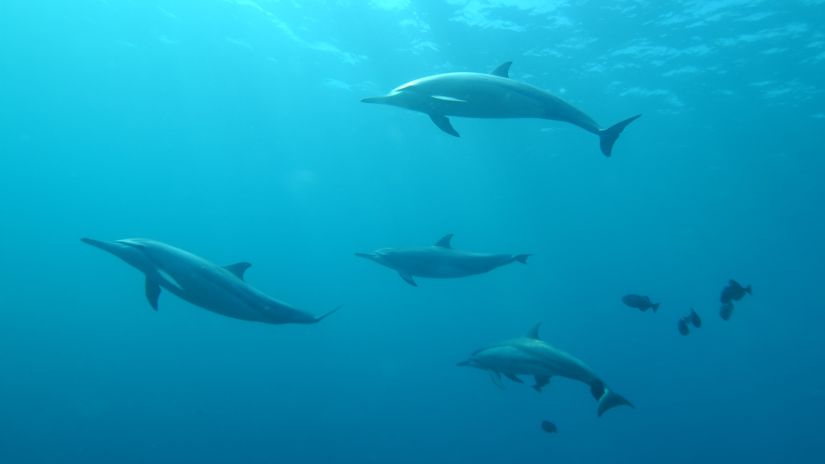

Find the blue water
[[2, 1, 824, 463]]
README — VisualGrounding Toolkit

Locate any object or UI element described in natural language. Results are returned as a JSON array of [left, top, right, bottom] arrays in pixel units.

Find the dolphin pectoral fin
[[489, 371, 505, 390], [144, 278, 161, 311], [490, 61, 512, 78], [398, 272, 418, 287], [533, 375, 550, 392], [223, 262, 252, 280], [598, 114, 641, 157], [429, 114, 460, 137], [504, 373, 524, 384]]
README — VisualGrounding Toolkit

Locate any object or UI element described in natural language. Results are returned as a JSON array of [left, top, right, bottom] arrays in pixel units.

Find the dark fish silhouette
[[689, 308, 702, 328], [677, 318, 690, 336], [540, 420, 558, 434], [720, 280, 752, 304], [720, 302, 735, 321], [622, 294, 660, 312]]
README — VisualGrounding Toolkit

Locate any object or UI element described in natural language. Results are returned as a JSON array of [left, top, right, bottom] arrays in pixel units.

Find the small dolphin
[[458, 323, 633, 417], [361, 61, 641, 156], [355, 234, 529, 287], [622, 294, 660, 312], [82, 238, 340, 325], [720, 279, 752, 304]]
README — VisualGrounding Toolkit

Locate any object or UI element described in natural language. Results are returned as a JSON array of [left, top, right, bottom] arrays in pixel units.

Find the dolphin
[[81, 237, 340, 325], [355, 233, 529, 287], [361, 61, 641, 157], [458, 323, 633, 417]]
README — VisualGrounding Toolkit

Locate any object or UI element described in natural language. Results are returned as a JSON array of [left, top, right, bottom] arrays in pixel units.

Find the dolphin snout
[[81, 237, 104, 247], [81, 237, 121, 252], [456, 360, 471, 367], [361, 96, 389, 104], [354, 252, 376, 260]]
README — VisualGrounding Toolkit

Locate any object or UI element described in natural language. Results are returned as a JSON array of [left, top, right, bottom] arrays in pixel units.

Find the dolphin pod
[[355, 233, 529, 287], [81, 60, 647, 432], [82, 238, 340, 325], [362, 61, 641, 157], [458, 323, 633, 417]]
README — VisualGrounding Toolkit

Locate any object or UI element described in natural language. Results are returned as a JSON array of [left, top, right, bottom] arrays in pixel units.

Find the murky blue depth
[[1, 1, 824, 463]]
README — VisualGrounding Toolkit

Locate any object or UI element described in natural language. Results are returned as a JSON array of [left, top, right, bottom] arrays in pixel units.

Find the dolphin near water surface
[[362, 61, 641, 156]]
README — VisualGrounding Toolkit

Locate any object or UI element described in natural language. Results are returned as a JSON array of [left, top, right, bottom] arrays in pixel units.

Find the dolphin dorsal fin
[[224, 262, 252, 280], [527, 322, 542, 339], [434, 233, 454, 248], [491, 61, 512, 78]]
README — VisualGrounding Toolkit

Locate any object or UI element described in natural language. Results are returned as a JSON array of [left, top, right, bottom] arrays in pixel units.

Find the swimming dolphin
[[361, 61, 641, 156], [81, 238, 340, 324], [355, 234, 529, 287], [458, 323, 633, 417]]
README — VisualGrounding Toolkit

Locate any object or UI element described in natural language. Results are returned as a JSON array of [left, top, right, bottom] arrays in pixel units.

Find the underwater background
[[1, 0, 824, 462]]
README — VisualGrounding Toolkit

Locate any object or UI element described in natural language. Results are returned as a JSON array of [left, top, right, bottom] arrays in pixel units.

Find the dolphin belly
[[395, 255, 497, 278], [154, 270, 269, 322]]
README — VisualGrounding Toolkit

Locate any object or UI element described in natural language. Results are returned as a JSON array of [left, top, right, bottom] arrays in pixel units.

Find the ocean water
[[1, 0, 824, 463]]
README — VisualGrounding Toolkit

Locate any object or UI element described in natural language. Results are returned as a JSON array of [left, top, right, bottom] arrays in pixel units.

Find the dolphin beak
[[81, 237, 125, 254], [456, 360, 471, 367], [354, 252, 376, 260], [361, 96, 389, 104]]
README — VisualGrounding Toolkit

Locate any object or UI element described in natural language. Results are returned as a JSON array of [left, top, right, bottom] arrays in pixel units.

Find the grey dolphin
[[355, 233, 529, 287], [362, 61, 641, 157], [458, 323, 633, 417], [81, 237, 340, 325]]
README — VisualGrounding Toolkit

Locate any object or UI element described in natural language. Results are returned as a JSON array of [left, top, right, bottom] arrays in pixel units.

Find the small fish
[[689, 308, 702, 328], [720, 279, 752, 304], [720, 302, 735, 321], [622, 294, 660, 312], [677, 318, 690, 336], [540, 420, 558, 434]]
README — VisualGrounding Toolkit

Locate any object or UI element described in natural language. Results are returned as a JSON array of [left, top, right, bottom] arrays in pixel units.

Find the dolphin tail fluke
[[598, 114, 641, 157], [597, 388, 634, 417], [652, 302, 660, 312], [745, 284, 752, 295], [313, 305, 343, 323], [514, 254, 530, 264]]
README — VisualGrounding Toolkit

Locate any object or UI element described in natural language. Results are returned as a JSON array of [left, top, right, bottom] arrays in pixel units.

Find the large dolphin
[[355, 233, 529, 287], [362, 61, 640, 157], [458, 323, 633, 417], [81, 238, 340, 325]]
